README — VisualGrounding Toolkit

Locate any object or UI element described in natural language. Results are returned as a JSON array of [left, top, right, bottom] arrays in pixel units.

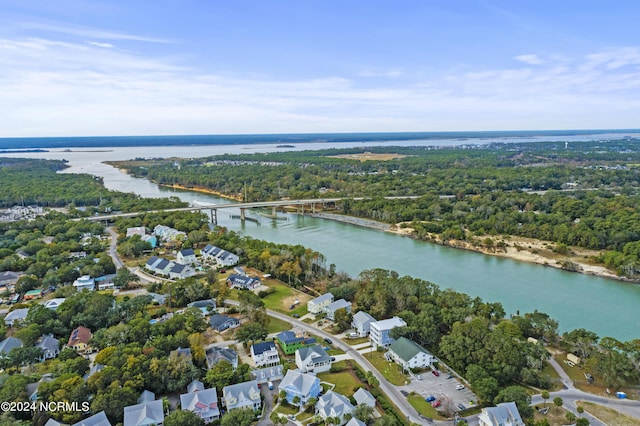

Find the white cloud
[[357, 68, 404, 78], [21, 21, 171, 43], [514, 54, 543, 65], [86, 41, 115, 49], [1, 36, 640, 136]]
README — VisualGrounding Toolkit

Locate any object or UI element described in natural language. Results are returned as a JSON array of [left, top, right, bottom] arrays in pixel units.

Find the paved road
[[106, 226, 124, 269]]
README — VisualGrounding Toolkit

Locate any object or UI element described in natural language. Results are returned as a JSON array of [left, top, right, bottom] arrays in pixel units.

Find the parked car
[[400, 390, 409, 397], [455, 384, 465, 390], [432, 400, 441, 408], [330, 357, 336, 361], [457, 404, 466, 411], [431, 370, 440, 376], [446, 373, 453, 379], [292, 314, 300, 318], [425, 396, 436, 402], [324, 337, 333, 344]]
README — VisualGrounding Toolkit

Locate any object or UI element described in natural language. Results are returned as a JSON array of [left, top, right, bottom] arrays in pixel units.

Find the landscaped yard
[[407, 394, 447, 421], [363, 351, 408, 386], [317, 361, 367, 396], [266, 316, 293, 334], [346, 337, 370, 346], [273, 403, 299, 416]]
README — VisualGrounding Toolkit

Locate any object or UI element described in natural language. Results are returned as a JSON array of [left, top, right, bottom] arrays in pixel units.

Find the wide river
[[4, 143, 640, 341]]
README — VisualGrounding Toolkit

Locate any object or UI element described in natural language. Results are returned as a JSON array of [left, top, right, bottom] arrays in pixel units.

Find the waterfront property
[[478, 401, 525, 426], [351, 311, 376, 337], [323, 299, 352, 321], [386, 337, 436, 370], [222, 380, 262, 412], [278, 370, 322, 407], [226, 273, 262, 290], [315, 391, 355, 426], [369, 317, 407, 348], [153, 224, 186, 242], [295, 344, 332, 374], [201, 244, 240, 266], [276, 330, 316, 355], [308, 293, 334, 314]]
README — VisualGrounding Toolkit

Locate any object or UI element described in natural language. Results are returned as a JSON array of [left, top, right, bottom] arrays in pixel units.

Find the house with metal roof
[[315, 391, 355, 425], [72, 411, 112, 426], [295, 345, 332, 374], [351, 311, 376, 337], [478, 402, 525, 426], [201, 244, 239, 266], [276, 330, 316, 355], [369, 316, 407, 348], [222, 380, 261, 412], [4, 308, 28, 327], [278, 370, 321, 407], [36, 335, 60, 361], [123, 398, 164, 426], [226, 274, 261, 290], [0, 336, 23, 357], [250, 341, 280, 367], [177, 248, 197, 265], [72, 275, 95, 292], [345, 419, 367, 426], [386, 337, 436, 370], [353, 388, 376, 408], [43, 298, 66, 310], [180, 380, 220, 423], [307, 293, 334, 314], [206, 346, 238, 370], [323, 299, 351, 321], [251, 365, 284, 383]]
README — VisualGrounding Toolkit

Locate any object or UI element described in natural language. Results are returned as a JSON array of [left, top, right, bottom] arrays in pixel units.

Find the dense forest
[[115, 141, 640, 278], [0, 158, 187, 212]]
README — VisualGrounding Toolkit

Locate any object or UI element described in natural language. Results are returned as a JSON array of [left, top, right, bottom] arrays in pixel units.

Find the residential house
[[315, 391, 355, 425], [148, 293, 168, 305], [201, 245, 239, 266], [0, 336, 23, 357], [126, 227, 147, 237], [251, 365, 284, 383], [16, 249, 30, 260], [295, 345, 332, 374], [36, 335, 60, 361], [145, 256, 195, 279], [72, 411, 112, 426], [353, 388, 376, 408], [69, 251, 87, 259], [168, 263, 196, 280], [154, 224, 186, 242], [226, 274, 262, 290], [188, 299, 216, 314], [369, 317, 407, 348], [44, 419, 64, 426], [4, 308, 29, 327], [478, 402, 525, 426], [141, 234, 157, 248], [323, 299, 351, 321], [276, 330, 316, 355], [95, 274, 116, 291], [176, 249, 196, 265], [278, 370, 322, 407], [170, 347, 193, 364], [250, 341, 280, 367], [67, 326, 92, 353], [180, 380, 220, 423], [387, 337, 436, 371], [222, 380, 261, 412], [24, 289, 44, 300], [72, 275, 95, 292], [345, 419, 367, 426], [43, 298, 66, 310], [351, 311, 376, 337], [123, 398, 164, 426], [307, 293, 334, 314], [205, 346, 238, 370], [217, 250, 239, 266], [0, 271, 20, 288], [209, 314, 240, 332], [138, 390, 156, 403]]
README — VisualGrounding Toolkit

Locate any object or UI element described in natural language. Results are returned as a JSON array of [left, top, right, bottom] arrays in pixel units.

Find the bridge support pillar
[[210, 209, 217, 225], [272, 206, 277, 217], [240, 208, 246, 221], [311, 203, 316, 214]]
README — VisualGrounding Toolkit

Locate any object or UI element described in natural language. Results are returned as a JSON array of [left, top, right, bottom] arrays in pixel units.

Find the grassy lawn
[[326, 349, 345, 356], [541, 360, 563, 391], [274, 404, 299, 416], [346, 337, 370, 346], [258, 279, 311, 316], [532, 405, 575, 425], [552, 354, 604, 393], [267, 316, 293, 334], [363, 351, 408, 386], [407, 394, 447, 420], [317, 361, 367, 395], [578, 401, 640, 426]]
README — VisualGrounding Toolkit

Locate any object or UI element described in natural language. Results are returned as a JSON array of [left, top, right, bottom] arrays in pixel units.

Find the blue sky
[[1, 0, 640, 136]]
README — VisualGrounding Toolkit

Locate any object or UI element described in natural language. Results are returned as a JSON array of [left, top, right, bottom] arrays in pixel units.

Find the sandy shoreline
[[129, 180, 632, 284]]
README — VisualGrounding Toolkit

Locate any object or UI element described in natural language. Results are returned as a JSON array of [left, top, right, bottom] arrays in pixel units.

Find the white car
[[455, 384, 465, 390]]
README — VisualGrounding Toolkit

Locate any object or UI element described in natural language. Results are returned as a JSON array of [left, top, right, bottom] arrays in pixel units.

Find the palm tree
[[541, 390, 550, 407]]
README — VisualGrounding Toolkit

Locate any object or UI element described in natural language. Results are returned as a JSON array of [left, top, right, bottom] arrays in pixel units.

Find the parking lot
[[399, 369, 477, 413]]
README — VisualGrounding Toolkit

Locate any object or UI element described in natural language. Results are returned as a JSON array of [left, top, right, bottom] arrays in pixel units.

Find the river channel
[[3, 144, 639, 341]]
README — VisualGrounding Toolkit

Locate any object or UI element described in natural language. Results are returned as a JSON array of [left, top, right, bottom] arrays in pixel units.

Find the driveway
[[401, 370, 478, 415]]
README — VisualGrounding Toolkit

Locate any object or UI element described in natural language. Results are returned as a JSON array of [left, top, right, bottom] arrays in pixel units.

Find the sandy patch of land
[[327, 152, 408, 161]]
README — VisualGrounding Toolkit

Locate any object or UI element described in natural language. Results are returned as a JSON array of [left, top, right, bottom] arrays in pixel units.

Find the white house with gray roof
[[353, 388, 376, 408], [251, 365, 284, 383], [346, 419, 367, 426], [222, 380, 261, 411], [323, 299, 351, 321], [176, 249, 197, 265], [36, 335, 60, 361], [180, 380, 220, 423], [387, 337, 436, 370], [0, 336, 22, 357], [315, 391, 355, 426], [295, 344, 332, 373], [369, 316, 407, 348], [478, 402, 525, 426], [4, 308, 28, 327], [205, 346, 238, 370], [72, 411, 112, 426], [123, 398, 164, 426], [307, 293, 334, 314], [351, 311, 376, 337]]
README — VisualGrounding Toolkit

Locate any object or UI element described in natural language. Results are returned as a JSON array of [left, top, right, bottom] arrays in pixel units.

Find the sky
[[1, 0, 640, 137]]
